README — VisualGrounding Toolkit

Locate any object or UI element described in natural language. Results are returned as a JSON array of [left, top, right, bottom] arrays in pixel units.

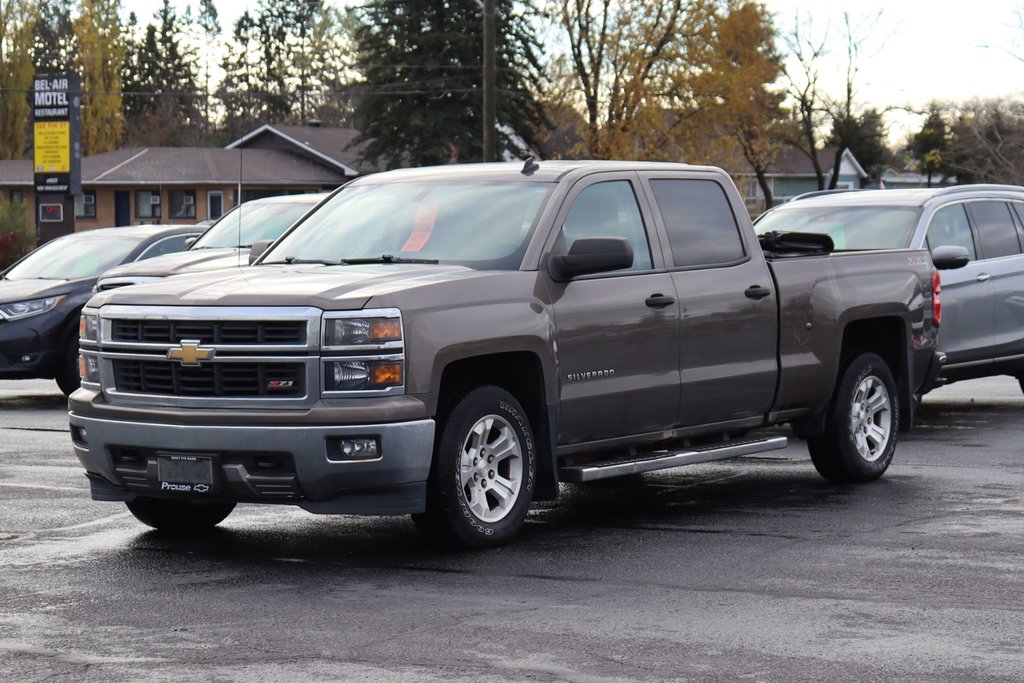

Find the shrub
[[0, 199, 34, 270]]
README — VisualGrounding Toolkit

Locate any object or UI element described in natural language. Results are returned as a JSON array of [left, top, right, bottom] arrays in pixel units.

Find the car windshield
[[191, 199, 317, 250], [4, 234, 143, 280], [263, 181, 554, 270], [755, 205, 922, 250]]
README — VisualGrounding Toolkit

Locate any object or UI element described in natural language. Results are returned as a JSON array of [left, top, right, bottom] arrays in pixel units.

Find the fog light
[[20, 355, 31, 363], [79, 354, 100, 383], [70, 425, 88, 447], [327, 437, 380, 461]]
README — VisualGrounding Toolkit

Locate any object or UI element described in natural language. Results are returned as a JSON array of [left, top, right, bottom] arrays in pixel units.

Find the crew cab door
[[639, 173, 778, 427], [543, 174, 681, 445]]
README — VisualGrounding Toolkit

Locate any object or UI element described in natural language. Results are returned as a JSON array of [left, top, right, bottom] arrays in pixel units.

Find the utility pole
[[482, 0, 496, 162]]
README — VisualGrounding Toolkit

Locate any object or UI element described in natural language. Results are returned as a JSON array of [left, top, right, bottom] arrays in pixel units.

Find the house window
[[169, 190, 197, 219], [10, 189, 24, 203], [39, 203, 63, 222], [75, 190, 97, 218], [136, 190, 162, 219], [207, 190, 224, 220]]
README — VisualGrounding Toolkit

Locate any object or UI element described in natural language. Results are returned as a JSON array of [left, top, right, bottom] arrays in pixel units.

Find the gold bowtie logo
[[167, 340, 215, 366]]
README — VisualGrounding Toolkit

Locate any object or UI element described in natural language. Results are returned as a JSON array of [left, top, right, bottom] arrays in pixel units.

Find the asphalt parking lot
[[2, 377, 1024, 681]]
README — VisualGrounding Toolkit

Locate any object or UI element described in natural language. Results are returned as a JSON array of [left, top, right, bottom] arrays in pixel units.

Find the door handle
[[645, 294, 675, 309], [976, 273, 991, 282], [745, 285, 772, 300]]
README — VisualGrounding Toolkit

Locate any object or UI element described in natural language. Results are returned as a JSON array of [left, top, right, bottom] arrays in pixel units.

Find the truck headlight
[[323, 360, 403, 392], [79, 311, 100, 342], [78, 353, 100, 384], [0, 295, 65, 321], [324, 318, 401, 346]]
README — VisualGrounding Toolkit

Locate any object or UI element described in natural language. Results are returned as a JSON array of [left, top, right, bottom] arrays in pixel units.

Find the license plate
[[157, 455, 214, 493]]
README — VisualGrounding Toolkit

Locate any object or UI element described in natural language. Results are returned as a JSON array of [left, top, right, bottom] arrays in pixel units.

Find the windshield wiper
[[276, 256, 342, 265], [340, 254, 439, 265]]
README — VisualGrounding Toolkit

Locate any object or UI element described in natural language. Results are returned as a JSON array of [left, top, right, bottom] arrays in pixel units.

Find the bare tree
[[780, 11, 828, 190]]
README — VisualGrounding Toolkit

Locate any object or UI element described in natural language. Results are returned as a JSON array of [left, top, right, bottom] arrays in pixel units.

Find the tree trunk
[[757, 169, 774, 211], [828, 146, 846, 190]]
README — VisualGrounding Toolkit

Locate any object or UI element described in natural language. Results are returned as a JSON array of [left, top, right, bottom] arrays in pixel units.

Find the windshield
[[191, 199, 317, 250], [754, 205, 921, 250], [264, 181, 554, 270], [4, 233, 143, 280]]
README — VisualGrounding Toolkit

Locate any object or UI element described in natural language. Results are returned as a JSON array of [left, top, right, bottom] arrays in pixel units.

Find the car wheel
[[55, 337, 81, 397], [412, 386, 536, 548], [807, 352, 898, 483], [125, 497, 235, 533]]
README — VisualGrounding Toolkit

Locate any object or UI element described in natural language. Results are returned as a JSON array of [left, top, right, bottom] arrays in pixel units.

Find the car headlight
[[79, 311, 100, 342], [324, 317, 402, 347], [323, 360, 403, 392], [0, 295, 65, 321]]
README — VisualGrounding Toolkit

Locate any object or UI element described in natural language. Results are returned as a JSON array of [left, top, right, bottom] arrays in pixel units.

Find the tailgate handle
[[745, 285, 772, 300], [976, 273, 991, 282], [645, 294, 676, 309]]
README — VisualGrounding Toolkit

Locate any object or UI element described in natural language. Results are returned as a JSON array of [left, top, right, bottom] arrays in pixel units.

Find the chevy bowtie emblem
[[167, 340, 215, 366]]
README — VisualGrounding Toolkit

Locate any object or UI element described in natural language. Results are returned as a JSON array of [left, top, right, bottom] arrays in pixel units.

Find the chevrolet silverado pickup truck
[[70, 161, 950, 548]]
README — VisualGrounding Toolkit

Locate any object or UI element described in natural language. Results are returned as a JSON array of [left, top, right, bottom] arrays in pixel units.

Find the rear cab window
[[648, 179, 746, 268]]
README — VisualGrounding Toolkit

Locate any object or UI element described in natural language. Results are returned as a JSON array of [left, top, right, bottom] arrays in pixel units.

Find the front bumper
[[0, 312, 67, 378], [70, 412, 436, 515]]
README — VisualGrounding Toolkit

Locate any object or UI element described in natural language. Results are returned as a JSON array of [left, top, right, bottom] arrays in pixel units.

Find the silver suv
[[756, 184, 1024, 394]]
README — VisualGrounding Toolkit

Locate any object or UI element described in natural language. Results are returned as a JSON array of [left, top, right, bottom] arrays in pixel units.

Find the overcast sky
[[125, 0, 1024, 142]]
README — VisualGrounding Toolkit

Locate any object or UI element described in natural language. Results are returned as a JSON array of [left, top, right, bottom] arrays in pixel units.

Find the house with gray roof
[[0, 124, 362, 242]]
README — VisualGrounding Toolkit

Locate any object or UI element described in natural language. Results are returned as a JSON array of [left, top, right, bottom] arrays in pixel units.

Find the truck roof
[[354, 160, 725, 184]]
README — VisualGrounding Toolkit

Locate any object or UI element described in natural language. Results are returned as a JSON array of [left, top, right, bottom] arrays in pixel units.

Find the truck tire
[[125, 498, 235, 533], [413, 386, 536, 548], [806, 352, 898, 483], [55, 338, 81, 397]]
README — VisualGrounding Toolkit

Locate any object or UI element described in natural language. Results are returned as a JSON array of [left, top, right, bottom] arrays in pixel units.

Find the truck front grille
[[111, 319, 306, 345], [112, 359, 305, 397]]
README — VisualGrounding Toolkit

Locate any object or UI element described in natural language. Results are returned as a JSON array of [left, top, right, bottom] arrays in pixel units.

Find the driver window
[[558, 180, 653, 271], [926, 204, 976, 261]]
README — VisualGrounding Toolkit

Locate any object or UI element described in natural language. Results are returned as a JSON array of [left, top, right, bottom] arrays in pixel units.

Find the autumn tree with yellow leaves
[[0, 0, 37, 159], [74, 0, 125, 154]]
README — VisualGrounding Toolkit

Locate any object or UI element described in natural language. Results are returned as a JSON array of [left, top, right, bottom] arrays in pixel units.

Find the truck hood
[[99, 248, 245, 281], [89, 263, 494, 310]]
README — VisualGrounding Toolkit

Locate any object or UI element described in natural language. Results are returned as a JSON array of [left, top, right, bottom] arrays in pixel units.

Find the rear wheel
[[55, 338, 80, 396], [807, 352, 898, 483], [413, 386, 536, 548], [125, 497, 235, 533]]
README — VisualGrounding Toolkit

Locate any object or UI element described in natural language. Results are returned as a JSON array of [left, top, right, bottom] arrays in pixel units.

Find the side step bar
[[558, 435, 789, 483]]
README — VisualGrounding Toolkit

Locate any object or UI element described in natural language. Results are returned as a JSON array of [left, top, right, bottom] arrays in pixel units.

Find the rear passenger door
[[924, 203, 992, 365], [639, 173, 778, 428], [967, 200, 1024, 361]]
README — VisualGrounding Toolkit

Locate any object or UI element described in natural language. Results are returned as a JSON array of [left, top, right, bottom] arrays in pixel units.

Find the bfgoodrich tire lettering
[[413, 385, 536, 549], [807, 352, 898, 483]]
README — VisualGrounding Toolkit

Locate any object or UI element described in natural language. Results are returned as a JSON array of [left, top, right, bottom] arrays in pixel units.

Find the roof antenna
[[521, 155, 540, 176]]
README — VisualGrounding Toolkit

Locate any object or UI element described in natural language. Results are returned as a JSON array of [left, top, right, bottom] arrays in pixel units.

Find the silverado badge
[[167, 340, 216, 366]]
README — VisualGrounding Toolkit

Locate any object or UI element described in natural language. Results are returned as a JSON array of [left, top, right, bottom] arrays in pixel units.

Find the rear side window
[[926, 204, 976, 261], [968, 201, 1021, 259], [650, 179, 745, 267]]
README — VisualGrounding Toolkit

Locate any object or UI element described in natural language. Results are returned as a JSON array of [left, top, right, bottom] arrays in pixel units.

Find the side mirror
[[549, 237, 633, 282], [184, 236, 198, 249], [932, 245, 970, 270], [248, 239, 274, 265]]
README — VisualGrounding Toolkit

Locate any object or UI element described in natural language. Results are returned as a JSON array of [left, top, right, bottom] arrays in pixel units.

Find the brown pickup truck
[[70, 161, 951, 547]]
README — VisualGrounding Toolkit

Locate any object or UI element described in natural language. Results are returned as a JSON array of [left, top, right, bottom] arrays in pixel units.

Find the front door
[[114, 191, 131, 226], [545, 175, 680, 445]]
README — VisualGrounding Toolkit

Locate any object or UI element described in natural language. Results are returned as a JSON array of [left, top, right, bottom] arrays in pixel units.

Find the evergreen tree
[[33, 0, 75, 75], [352, 0, 546, 168], [911, 105, 952, 187], [196, 0, 220, 134]]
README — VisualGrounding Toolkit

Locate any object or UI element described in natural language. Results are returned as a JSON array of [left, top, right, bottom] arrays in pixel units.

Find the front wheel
[[413, 386, 536, 549], [807, 352, 898, 483], [125, 497, 236, 534]]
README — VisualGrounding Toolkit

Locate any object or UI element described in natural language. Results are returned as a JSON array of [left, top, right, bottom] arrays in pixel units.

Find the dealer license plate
[[157, 455, 214, 492]]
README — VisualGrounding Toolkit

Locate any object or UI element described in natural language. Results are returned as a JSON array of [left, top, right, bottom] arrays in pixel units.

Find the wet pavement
[[2, 378, 1024, 680]]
